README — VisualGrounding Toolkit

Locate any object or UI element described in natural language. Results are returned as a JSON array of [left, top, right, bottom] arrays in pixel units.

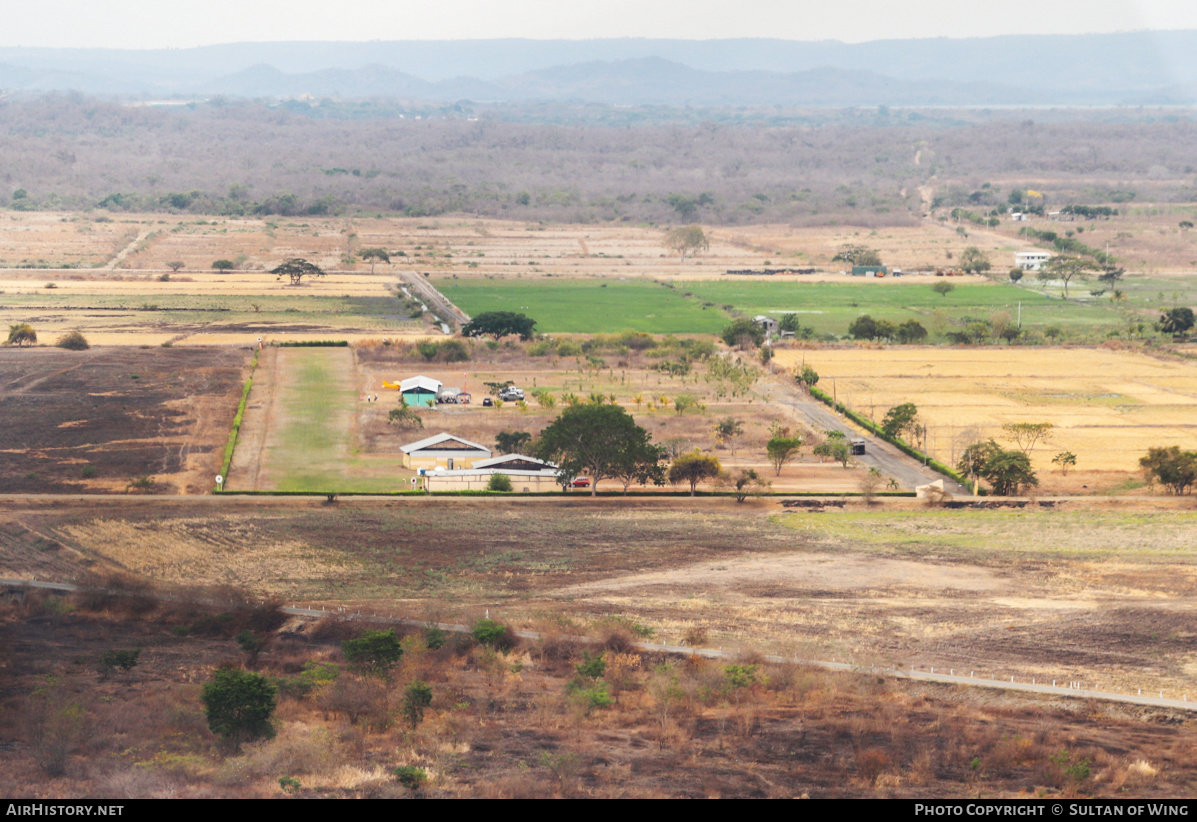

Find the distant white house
[[1014, 251, 1052, 272], [753, 315, 779, 335]]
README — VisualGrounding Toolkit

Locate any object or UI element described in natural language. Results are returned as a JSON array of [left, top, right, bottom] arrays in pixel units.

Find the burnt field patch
[[0, 347, 247, 493]]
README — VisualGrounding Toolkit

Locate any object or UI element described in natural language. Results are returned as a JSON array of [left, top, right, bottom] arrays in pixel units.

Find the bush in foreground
[[55, 330, 90, 350]]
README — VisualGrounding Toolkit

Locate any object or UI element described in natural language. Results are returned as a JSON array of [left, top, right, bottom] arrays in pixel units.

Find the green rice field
[[437, 276, 1139, 337], [434, 277, 730, 334]]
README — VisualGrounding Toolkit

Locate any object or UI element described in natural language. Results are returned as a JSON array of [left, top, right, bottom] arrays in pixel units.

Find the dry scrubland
[[4, 588, 1196, 799], [4, 497, 1197, 706], [775, 347, 1197, 494]]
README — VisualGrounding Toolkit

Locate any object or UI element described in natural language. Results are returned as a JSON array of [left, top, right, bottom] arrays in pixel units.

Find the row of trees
[[528, 404, 809, 497]]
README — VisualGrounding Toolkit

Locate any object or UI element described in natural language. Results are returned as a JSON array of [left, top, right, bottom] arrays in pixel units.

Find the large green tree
[[1041, 255, 1099, 299], [202, 666, 277, 750], [536, 404, 659, 496], [272, 257, 326, 286], [668, 451, 721, 496], [461, 311, 537, 341], [980, 448, 1039, 495], [956, 439, 1038, 495], [720, 318, 765, 349], [1158, 307, 1195, 336], [881, 403, 920, 441], [360, 247, 390, 273], [1139, 446, 1197, 494]]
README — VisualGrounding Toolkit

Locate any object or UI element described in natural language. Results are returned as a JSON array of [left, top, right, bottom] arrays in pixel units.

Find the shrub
[[439, 339, 469, 362], [402, 680, 433, 729], [472, 618, 516, 649], [99, 648, 141, 673], [55, 330, 90, 350], [575, 652, 606, 680], [388, 400, 423, 430], [487, 473, 513, 492], [341, 629, 403, 675], [392, 765, 428, 790], [566, 681, 615, 715]]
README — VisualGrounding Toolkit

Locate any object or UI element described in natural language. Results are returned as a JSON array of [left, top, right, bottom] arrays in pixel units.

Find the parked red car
[[569, 477, 591, 488]]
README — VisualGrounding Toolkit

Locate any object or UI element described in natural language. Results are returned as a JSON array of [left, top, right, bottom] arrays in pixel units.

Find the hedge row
[[807, 385, 969, 486], [217, 351, 259, 487], [275, 340, 350, 347]]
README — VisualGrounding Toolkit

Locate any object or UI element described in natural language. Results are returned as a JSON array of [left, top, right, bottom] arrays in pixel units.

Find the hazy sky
[[4, 0, 1196, 49]]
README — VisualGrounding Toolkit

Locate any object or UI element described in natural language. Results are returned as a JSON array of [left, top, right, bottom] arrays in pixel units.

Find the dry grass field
[[4, 496, 1197, 700], [0, 210, 1013, 280], [773, 346, 1197, 494], [5, 589, 1196, 799]]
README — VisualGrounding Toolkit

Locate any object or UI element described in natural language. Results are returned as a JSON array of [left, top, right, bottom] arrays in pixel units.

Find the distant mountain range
[[3, 32, 1197, 106]]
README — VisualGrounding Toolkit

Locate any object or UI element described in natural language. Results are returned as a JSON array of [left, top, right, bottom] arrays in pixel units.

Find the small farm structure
[[753, 315, 779, 335], [399, 375, 442, 407], [401, 432, 492, 470], [422, 453, 560, 492], [851, 265, 888, 277]]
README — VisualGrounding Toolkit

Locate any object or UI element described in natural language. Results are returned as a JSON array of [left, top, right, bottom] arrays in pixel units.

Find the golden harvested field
[[0, 211, 1025, 280], [774, 346, 1197, 492]]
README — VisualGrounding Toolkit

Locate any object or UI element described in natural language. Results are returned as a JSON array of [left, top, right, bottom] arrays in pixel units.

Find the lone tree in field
[[7, 323, 36, 347], [536, 403, 659, 496], [668, 451, 721, 496], [166, 260, 185, 273], [461, 311, 537, 341], [360, 247, 390, 273], [766, 432, 805, 476], [211, 259, 235, 272], [932, 281, 956, 298], [1041, 255, 1099, 299], [1052, 451, 1077, 475], [664, 225, 709, 262], [272, 258, 326, 286], [1001, 422, 1053, 455], [202, 665, 277, 751]]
